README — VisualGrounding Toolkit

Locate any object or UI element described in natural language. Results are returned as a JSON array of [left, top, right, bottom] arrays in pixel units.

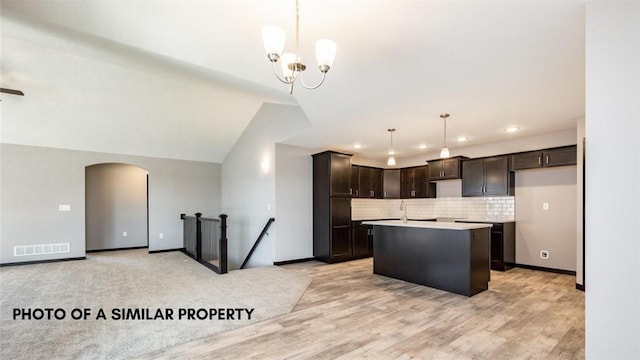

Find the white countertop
[[362, 220, 493, 230]]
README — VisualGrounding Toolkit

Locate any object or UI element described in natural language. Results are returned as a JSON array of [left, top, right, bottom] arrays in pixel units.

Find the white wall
[[0, 16, 292, 163], [515, 167, 577, 271], [221, 103, 311, 269], [585, 2, 640, 359], [576, 117, 585, 286], [0, 144, 221, 264], [274, 144, 314, 262]]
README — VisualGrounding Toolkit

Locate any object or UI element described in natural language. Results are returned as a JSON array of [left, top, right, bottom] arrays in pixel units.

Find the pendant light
[[387, 128, 396, 166], [440, 114, 450, 158]]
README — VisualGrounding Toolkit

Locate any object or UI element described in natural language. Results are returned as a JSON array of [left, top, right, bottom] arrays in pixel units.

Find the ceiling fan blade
[[0, 88, 25, 96]]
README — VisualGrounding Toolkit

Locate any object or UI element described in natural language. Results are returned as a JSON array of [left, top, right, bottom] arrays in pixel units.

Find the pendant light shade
[[387, 156, 396, 166], [387, 128, 396, 166], [440, 114, 450, 159]]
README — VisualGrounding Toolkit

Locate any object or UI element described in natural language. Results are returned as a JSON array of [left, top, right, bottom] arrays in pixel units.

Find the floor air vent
[[14, 243, 70, 257]]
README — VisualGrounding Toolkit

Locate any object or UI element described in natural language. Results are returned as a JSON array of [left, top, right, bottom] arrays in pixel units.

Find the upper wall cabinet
[[512, 145, 577, 170], [427, 157, 464, 180], [401, 166, 435, 198], [313, 151, 352, 197], [358, 166, 383, 198], [462, 156, 514, 197], [383, 169, 401, 199]]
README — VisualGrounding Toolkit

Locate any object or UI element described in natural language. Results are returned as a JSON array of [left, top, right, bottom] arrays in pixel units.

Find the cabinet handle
[[538, 157, 541, 165], [356, 190, 359, 196], [370, 191, 374, 197], [546, 156, 549, 164], [384, 191, 387, 197], [349, 188, 353, 195]]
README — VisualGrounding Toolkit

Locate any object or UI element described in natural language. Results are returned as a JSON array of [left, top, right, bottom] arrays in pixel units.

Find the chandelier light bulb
[[316, 39, 337, 70], [262, 25, 285, 59]]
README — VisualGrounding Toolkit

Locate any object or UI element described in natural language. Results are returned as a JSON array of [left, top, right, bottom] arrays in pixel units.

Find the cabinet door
[[400, 168, 415, 198], [512, 151, 543, 170], [358, 166, 371, 198], [544, 146, 576, 167], [413, 166, 430, 197], [427, 161, 442, 180], [441, 158, 460, 179], [351, 222, 370, 258], [383, 169, 400, 199], [330, 153, 352, 197], [490, 229, 504, 269], [330, 198, 351, 259], [462, 159, 485, 196], [370, 168, 383, 198], [350, 165, 360, 197], [484, 156, 510, 195]]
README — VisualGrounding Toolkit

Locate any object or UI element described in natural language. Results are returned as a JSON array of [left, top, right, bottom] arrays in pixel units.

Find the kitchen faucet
[[400, 200, 407, 223]]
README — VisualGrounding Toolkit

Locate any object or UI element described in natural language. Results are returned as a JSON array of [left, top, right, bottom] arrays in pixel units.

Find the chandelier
[[262, 0, 337, 94]]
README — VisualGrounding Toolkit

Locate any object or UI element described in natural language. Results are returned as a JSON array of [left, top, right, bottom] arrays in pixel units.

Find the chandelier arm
[[272, 61, 297, 85], [299, 71, 327, 90]]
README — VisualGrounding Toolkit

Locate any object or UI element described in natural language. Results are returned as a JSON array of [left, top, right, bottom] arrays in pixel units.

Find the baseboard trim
[[149, 248, 184, 254], [0, 257, 86, 267], [510, 263, 576, 276], [87, 246, 148, 253], [274, 257, 316, 266], [576, 283, 585, 291]]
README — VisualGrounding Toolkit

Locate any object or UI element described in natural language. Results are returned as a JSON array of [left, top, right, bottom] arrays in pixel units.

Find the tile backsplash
[[351, 197, 515, 221]]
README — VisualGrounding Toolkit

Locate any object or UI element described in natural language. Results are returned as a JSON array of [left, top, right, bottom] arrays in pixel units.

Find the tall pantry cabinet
[[312, 151, 354, 263]]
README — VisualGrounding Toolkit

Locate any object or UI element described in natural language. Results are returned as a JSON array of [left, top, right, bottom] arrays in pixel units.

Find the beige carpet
[[0, 250, 311, 359]]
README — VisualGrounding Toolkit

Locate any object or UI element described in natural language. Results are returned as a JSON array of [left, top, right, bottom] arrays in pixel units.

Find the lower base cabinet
[[457, 221, 515, 271], [490, 222, 515, 271], [351, 221, 373, 259]]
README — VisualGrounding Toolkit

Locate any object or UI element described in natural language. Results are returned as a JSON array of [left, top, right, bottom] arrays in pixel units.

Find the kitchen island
[[362, 220, 492, 296]]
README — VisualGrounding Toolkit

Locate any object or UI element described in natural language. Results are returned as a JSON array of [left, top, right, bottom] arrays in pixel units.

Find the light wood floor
[[137, 258, 584, 359]]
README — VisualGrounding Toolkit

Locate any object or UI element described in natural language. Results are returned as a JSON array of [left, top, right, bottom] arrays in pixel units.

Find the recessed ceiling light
[[387, 150, 396, 155], [457, 136, 468, 142], [353, 143, 362, 149], [418, 144, 428, 150], [505, 127, 520, 133]]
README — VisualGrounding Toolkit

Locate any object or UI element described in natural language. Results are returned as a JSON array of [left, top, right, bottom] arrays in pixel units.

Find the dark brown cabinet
[[383, 169, 400, 199], [312, 151, 354, 263], [462, 156, 514, 197], [427, 157, 464, 180], [401, 166, 435, 198], [490, 222, 515, 271], [351, 221, 373, 258], [512, 145, 577, 170], [350, 165, 360, 197], [457, 221, 515, 271], [358, 166, 383, 198]]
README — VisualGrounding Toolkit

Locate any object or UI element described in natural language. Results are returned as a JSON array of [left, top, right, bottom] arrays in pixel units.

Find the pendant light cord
[[295, 0, 300, 56], [443, 117, 447, 147]]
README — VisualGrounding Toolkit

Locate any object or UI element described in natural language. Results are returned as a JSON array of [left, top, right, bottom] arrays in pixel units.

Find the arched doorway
[[85, 163, 149, 251]]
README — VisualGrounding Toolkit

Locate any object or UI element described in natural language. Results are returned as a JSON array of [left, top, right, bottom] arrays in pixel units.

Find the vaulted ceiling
[[1, 0, 585, 162]]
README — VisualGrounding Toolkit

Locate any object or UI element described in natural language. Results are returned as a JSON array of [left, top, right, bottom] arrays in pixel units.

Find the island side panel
[[372, 226, 489, 296], [469, 228, 491, 296]]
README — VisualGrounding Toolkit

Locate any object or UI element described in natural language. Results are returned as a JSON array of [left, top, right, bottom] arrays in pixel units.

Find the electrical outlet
[[159, 233, 164, 239], [123, 231, 127, 237], [540, 250, 549, 259], [58, 204, 71, 211], [542, 203, 549, 211]]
